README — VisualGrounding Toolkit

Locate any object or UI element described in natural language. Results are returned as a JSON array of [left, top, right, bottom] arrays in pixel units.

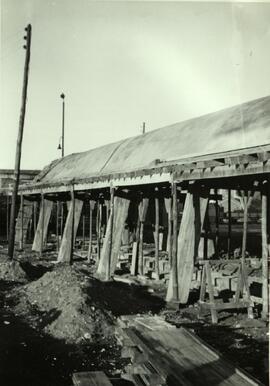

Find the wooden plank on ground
[[120, 315, 262, 386], [72, 371, 113, 386]]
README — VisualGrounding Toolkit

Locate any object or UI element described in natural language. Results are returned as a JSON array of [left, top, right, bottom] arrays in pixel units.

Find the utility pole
[[8, 24, 32, 259], [60, 93, 65, 157], [142, 122, 146, 134]]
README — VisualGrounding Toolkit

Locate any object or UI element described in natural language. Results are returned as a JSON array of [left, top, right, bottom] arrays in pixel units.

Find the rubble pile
[[0, 255, 28, 283], [13, 266, 114, 343]]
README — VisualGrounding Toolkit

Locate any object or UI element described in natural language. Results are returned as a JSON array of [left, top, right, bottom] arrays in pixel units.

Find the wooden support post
[[138, 198, 149, 276], [6, 195, 9, 242], [20, 194, 24, 250], [15, 196, 33, 248], [228, 189, 231, 257], [82, 214, 85, 250], [32, 196, 53, 253], [240, 191, 253, 261], [96, 202, 101, 263], [261, 181, 269, 319], [57, 195, 83, 263], [164, 197, 172, 267], [236, 190, 253, 318], [241, 193, 248, 261], [87, 200, 96, 261], [40, 194, 45, 255], [104, 199, 110, 229], [172, 183, 179, 301], [70, 187, 75, 264], [33, 201, 37, 237], [56, 201, 60, 251], [203, 206, 208, 259], [215, 188, 219, 256], [167, 186, 209, 303], [205, 261, 218, 324], [97, 194, 130, 279], [106, 187, 114, 281], [138, 222, 144, 275], [60, 202, 64, 237], [154, 189, 160, 278]]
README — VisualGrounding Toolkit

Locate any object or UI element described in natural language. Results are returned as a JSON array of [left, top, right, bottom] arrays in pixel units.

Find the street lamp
[[57, 93, 65, 157]]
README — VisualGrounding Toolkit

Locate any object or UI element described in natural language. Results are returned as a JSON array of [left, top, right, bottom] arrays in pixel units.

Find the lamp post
[[57, 93, 65, 157]]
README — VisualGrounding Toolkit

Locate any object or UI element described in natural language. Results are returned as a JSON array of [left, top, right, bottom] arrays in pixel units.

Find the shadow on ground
[[0, 280, 127, 386], [84, 277, 166, 316]]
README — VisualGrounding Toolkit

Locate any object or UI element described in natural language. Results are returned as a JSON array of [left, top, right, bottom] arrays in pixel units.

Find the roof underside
[[26, 96, 270, 191]]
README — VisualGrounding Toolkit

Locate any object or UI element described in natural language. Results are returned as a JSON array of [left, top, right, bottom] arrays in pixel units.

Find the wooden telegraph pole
[[8, 24, 32, 259]]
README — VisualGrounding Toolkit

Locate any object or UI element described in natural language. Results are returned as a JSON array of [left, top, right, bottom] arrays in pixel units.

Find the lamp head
[[60, 93, 65, 99], [57, 144, 62, 150]]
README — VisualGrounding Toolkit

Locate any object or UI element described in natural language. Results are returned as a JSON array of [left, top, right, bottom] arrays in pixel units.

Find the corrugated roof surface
[[38, 96, 270, 184]]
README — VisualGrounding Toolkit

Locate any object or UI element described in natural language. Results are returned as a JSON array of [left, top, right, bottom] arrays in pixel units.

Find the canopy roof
[[23, 96, 270, 193]]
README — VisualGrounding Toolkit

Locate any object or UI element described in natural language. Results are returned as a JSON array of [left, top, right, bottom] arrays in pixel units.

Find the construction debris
[[0, 255, 28, 283], [13, 266, 115, 343]]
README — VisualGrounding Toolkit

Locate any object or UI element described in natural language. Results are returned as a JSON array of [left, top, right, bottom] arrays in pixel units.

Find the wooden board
[[97, 196, 130, 278], [119, 315, 263, 386], [32, 199, 53, 252], [15, 199, 33, 243], [72, 371, 113, 386], [166, 190, 208, 303], [57, 199, 83, 262]]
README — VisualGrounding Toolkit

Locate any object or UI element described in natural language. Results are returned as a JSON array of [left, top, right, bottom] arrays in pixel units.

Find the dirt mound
[[0, 256, 28, 283], [14, 266, 114, 343]]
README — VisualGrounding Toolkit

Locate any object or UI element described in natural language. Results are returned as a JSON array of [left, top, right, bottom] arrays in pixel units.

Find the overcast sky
[[1, 0, 270, 170]]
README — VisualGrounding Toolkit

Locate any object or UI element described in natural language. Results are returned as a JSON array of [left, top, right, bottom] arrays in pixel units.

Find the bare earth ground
[[0, 248, 268, 386]]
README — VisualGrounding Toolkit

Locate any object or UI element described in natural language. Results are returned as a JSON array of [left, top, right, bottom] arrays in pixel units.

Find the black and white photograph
[[0, 0, 269, 385]]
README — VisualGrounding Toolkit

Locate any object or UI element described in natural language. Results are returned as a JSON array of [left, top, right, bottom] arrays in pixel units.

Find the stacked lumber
[[116, 314, 263, 386]]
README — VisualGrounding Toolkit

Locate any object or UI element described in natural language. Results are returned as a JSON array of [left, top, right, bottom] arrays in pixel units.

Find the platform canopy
[[21, 95, 270, 194]]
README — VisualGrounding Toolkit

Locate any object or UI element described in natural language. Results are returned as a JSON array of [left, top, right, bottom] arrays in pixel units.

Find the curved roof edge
[[23, 95, 270, 192]]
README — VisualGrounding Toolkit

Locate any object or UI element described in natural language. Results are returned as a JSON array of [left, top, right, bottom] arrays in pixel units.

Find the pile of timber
[[115, 314, 263, 386], [191, 258, 263, 295]]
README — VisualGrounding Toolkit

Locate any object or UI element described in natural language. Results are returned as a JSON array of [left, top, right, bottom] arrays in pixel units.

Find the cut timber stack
[[116, 314, 263, 386]]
